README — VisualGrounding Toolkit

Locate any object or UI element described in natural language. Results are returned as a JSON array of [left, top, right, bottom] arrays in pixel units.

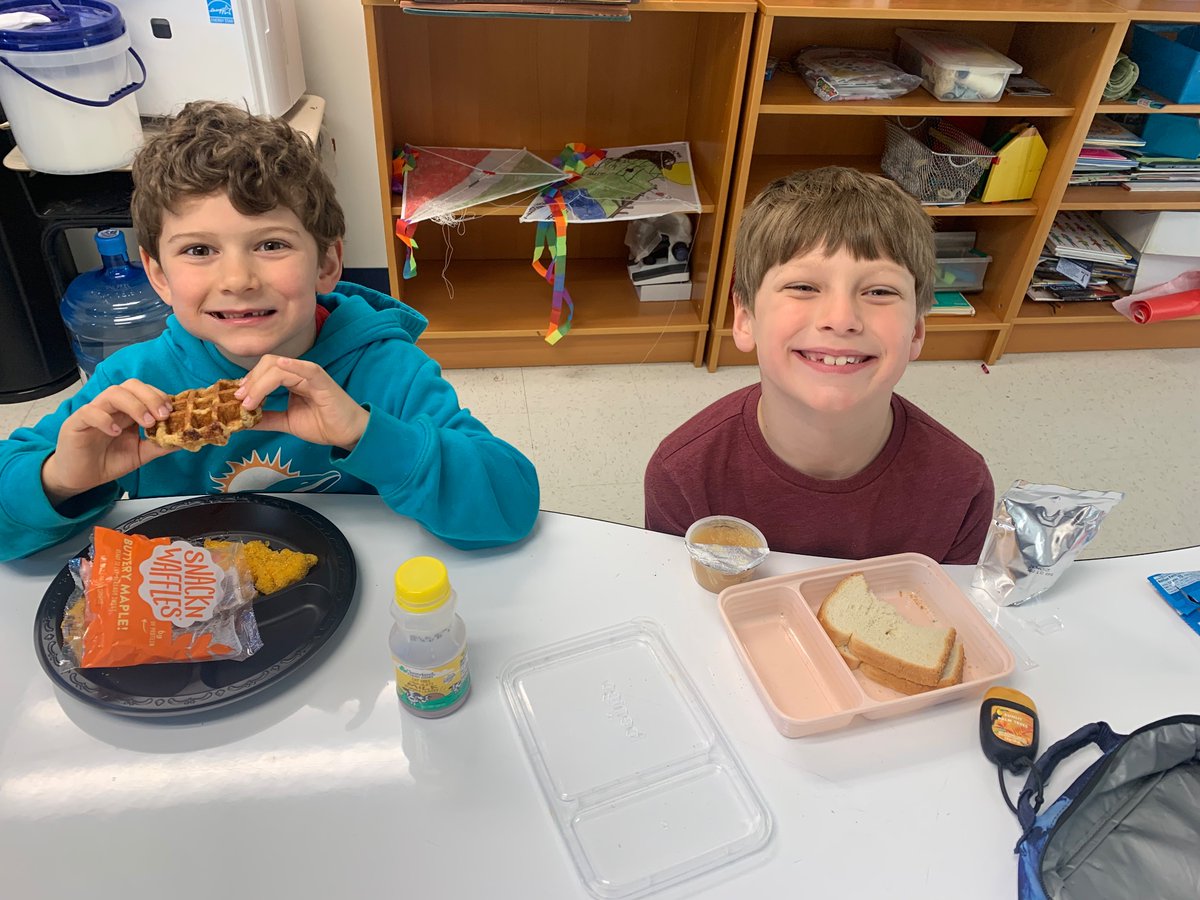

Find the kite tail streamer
[[532, 194, 573, 345], [395, 219, 419, 280], [530, 144, 605, 344], [392, 146, 421, 279]]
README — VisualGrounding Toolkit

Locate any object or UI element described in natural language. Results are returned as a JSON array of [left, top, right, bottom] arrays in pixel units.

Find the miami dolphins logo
[[210, 449, 342, 494]]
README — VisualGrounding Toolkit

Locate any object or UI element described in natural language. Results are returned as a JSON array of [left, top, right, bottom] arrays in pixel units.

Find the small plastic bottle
[[58, 229, 171, 379], [390, 556, 471, 718]]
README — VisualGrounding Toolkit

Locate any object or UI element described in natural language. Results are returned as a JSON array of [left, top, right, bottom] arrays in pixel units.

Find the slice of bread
[[817, 573, 956, 687], [860, 639, 965, 695]]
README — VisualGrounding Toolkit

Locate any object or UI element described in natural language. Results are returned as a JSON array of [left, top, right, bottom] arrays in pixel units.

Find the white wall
[[293, 0, 385, 271]]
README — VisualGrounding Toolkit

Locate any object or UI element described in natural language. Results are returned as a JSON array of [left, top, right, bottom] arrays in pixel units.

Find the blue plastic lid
[[0, 1, 125, 52], [93, 228, 126, 256]]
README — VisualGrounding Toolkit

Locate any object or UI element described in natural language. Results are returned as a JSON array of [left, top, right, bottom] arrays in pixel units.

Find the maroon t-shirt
[[644, 384, 994, 565]]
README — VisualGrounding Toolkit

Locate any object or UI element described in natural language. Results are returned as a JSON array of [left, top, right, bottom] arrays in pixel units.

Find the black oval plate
[[34, 494, 357, 717]]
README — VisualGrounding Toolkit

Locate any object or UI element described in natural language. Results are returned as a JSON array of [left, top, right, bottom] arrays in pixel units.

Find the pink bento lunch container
[[718, 552, 1015, 737]]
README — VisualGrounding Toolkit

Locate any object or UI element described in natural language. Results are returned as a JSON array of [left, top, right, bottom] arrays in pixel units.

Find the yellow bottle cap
[[394, 557, 451, 613]]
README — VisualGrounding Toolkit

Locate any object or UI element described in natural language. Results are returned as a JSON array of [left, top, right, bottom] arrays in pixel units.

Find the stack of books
[[1027, 211, 1138, 302], [1123, 156, 1200, 192], [1069, 116, 1143, 187], [930, 291, 975, 316]]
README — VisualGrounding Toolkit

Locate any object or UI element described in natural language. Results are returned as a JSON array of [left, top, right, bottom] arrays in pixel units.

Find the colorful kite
[[392, 145, 562, 278], [527, 142, 701, 343]]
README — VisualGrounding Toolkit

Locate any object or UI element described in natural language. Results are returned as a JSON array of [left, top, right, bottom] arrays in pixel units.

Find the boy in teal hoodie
[[0, 102, 539, 560]]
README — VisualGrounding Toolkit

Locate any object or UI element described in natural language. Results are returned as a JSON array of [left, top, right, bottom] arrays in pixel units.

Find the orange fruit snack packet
[[61, 527, 262, 668]]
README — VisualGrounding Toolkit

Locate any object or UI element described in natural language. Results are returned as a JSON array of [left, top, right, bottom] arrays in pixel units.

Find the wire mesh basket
[[881, 118, 995, 205]]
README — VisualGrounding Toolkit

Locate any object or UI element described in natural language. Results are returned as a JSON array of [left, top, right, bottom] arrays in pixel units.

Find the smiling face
[[142, 192, 343, 369], [733, 245, 925, 420]]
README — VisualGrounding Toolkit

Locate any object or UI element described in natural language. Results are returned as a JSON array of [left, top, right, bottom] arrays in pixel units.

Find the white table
[[1, 495, 1196, 900]]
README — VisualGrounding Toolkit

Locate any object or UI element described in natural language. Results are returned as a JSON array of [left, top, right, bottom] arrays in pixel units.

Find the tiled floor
[[3, 348, 1197, 558]]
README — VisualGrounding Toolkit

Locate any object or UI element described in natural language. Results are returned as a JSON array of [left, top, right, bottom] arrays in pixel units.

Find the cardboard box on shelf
[[636, 280, 693, 302], [1101, 210, 1200, 294]]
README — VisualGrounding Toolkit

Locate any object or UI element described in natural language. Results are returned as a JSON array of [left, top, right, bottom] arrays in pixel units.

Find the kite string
[[439, 220, 467, 300], [412, 145, 565, 176], [636, 299, 677, 366]]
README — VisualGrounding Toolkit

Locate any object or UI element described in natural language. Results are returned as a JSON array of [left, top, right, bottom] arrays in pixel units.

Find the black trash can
[[0, 103, 80, 404]]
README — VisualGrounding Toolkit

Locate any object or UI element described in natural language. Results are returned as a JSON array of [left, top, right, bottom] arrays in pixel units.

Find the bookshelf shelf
[[1060, 186, 1200, 210], [389, 181, 718, 219], [760, 75, 1075, 116], [1096, 101, 1200, 115], [746, 156, 1039, 217]]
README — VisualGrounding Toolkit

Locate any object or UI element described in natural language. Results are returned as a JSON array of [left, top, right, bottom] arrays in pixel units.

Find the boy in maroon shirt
[[644, 168, 993, 565]]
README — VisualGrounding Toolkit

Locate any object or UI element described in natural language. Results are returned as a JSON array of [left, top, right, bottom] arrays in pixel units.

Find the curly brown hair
[[733, 167, 935, 317], [131, 101, 344, 261]]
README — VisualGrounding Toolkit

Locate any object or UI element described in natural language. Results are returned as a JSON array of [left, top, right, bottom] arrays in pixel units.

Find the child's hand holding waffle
[[236, 355, 369, 451], [41, 379, 181, 507]]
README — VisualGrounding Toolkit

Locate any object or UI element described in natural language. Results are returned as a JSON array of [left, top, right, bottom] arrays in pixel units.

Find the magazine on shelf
[[1044, 211, 1134, 265], [1083, 115, 1147, 149]]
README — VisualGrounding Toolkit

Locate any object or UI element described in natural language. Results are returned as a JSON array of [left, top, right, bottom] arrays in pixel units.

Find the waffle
[[204, 539, 319, 595], [147, 379, 262, 452]]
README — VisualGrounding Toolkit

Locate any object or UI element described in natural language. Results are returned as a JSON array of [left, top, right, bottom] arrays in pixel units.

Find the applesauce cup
[[684, 515, 769, 593]]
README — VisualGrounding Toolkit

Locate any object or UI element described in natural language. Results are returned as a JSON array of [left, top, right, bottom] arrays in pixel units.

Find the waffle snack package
[[971, 481, 1124, 607], [61, 527, 262, 668]]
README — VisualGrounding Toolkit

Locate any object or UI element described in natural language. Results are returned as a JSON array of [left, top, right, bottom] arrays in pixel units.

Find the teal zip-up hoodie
[[0, 282, 539, 560]]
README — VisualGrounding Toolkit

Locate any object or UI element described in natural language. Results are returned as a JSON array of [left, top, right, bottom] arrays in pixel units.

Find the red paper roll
[[1129, 290, 1200, 324]]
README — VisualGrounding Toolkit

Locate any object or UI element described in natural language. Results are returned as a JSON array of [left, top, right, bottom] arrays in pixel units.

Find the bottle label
[[990, 705, 1034, 748], [395, 649, 470, 712]]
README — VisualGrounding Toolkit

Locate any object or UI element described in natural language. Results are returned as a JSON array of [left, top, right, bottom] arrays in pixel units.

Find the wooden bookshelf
[[360, 0, 1200, 370], [997, 0, 1200, 356], [706, 0, 1129, 368], [362, 0, 755, 367]]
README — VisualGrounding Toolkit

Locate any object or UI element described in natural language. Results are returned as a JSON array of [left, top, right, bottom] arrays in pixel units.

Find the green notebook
[[931, 291, 976, 316]]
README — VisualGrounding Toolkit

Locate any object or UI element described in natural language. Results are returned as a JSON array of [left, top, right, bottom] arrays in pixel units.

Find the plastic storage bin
[[895, 28, 1023, 102], [719, 553, 1015, 738], [934, 230, 977, 257], [1130, 24, 1200, 105], [0, 0, 145, 174], [501, 620, 771, 899], [935, 249, 992, 293], [881, 118, 995, 205]]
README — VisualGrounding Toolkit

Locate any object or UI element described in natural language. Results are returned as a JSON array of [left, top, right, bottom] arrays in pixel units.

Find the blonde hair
[[733, 167, 935, 317], [131, 101, 344, 261]]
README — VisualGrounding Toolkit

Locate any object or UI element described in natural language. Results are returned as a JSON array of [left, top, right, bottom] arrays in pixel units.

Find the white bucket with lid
[[0, 1, 145, 174]]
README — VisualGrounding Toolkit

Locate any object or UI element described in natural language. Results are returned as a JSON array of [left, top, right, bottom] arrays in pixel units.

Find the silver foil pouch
[[972, 481, 1124, 607]]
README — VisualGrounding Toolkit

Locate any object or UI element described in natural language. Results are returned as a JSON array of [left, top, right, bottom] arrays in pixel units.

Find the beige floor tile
[[0, 405, 27, 440], [628, 361, 759, 412], [521, 363, 641, 409], [540, 481, 644, 528], [442, 368, 529, 419], [528, 405, 661, 491]]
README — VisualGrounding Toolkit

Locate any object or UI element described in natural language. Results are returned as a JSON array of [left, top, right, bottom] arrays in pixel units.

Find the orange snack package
[[61, 527, 261, 668]]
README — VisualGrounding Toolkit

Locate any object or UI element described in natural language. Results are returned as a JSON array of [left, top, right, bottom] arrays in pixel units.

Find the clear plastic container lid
[[895, 28, 1023, 75], [500, 619, 771, 899]]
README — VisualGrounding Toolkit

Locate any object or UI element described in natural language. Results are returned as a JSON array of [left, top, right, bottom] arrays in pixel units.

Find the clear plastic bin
[[501, 620, 772, 898], [895, 28, 1023, 102], [934, 250, 992, 293], [934, 230, 976, 256]]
